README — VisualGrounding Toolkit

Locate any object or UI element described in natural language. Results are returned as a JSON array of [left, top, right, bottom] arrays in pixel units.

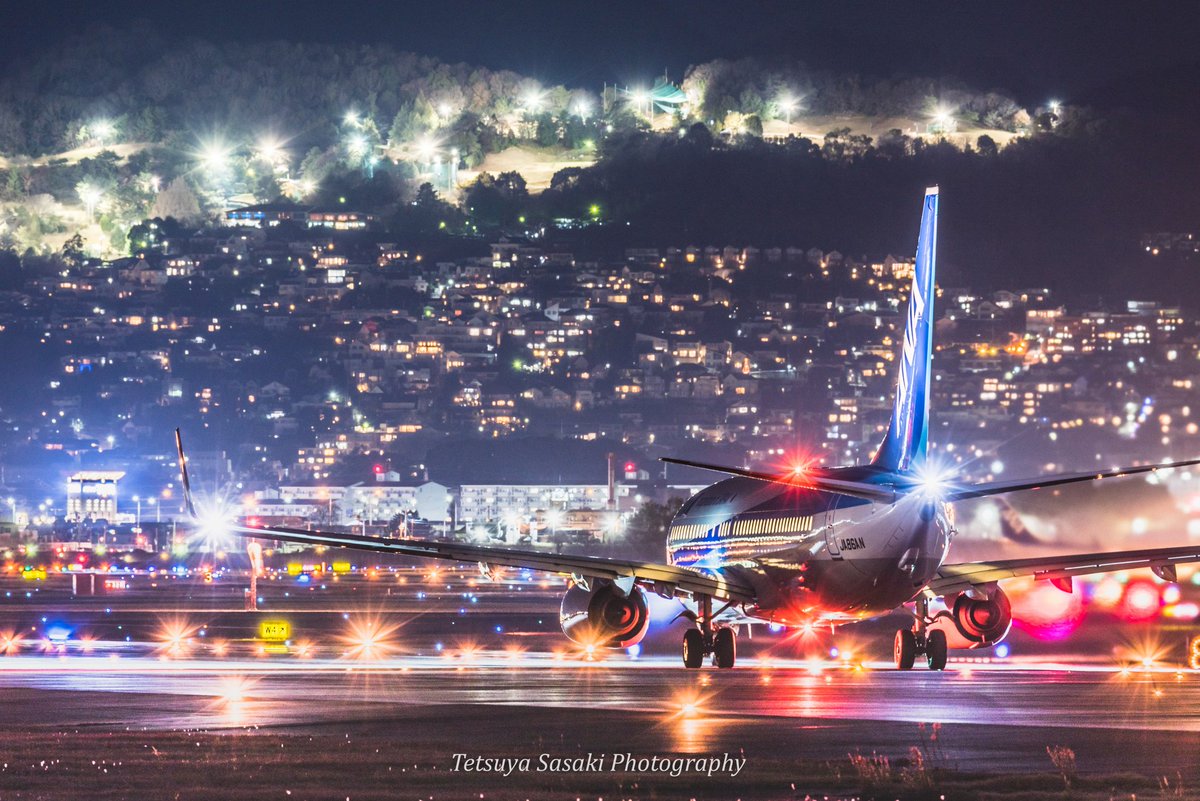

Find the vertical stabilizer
[[872, 187, 938, 473]]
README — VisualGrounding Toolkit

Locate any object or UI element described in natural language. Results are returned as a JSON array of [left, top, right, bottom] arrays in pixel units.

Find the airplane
[[175, 186, 1200, 670]]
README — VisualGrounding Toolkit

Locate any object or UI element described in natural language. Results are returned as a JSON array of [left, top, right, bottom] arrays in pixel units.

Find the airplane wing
[[175, 431, 754, 603], [211, 520, 754, 602], [928, 543, 1200, 596]]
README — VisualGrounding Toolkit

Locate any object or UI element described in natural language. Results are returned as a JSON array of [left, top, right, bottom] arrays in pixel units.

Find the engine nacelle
[[927, 587, 1013, 650], [559, 580, 650, 648]]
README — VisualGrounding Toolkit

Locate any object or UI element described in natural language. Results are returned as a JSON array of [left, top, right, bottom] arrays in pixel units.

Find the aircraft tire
[[683, 628, 705, 668], [925, 629, 948, 670], [894, 628, 917, 670], [713, 627, 736, 668]]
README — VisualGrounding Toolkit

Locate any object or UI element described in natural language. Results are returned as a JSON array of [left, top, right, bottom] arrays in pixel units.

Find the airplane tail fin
[[174, 428, 198, 519], [872, 186, 938, 473]]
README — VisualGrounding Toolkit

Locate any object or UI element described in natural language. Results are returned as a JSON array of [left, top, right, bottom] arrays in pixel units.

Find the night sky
[[4, 1, 1199, 111]]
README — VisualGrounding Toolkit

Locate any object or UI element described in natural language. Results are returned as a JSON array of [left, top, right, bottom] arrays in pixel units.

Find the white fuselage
[[667, 476, 954, 624]]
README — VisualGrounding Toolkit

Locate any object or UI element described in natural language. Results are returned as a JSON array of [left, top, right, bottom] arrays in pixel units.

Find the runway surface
[[2, 651, 1198, 777]]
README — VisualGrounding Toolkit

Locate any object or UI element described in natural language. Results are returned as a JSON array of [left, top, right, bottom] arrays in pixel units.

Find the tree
[[619, 499, 684, 560], [151, 177, 202, 225], [388, 98, 438, 146], [60, 233, 86, 267]]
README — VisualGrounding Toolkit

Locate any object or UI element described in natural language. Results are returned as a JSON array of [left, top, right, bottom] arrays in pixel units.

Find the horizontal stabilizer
[[942, 457, 1200, 502], [660, 457, 897, 503]]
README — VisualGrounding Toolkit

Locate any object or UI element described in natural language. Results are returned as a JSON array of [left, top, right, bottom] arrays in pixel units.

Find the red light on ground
[[623, 462, 636, 473], [373, 464, 384, 474], [1122, 580, 1162, 622]]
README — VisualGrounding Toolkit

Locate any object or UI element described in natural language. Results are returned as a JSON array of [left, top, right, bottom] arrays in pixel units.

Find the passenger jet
[[176, 187, 1200, 669]]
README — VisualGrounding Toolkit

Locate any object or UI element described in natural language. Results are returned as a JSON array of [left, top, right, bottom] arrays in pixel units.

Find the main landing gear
[[894, 596, 947, 671], [682, 594, 736, 669]]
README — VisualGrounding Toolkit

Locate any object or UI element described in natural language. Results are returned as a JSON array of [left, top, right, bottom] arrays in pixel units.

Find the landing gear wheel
[[894, 628, 917, 670], [925, 629, 948, 671], [713, 627, 736, 669], [682, 628, 705, 669]]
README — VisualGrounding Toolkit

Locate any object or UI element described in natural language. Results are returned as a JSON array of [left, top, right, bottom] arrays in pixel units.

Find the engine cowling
[[928, 587, 1012, 650], [559, 580, 650, 648]]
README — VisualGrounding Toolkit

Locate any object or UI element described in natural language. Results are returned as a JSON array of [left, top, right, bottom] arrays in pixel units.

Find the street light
[[91, 119, 115, 144], [777, 93, 800, 124], [629, 87, 650, 117], [346, 134, 369, 160], [77, 183, 103, 220], [198, 139, 231, 177], [255, 136, 285, 166], [572, 97, 593, 121], [414, 135, 438, 162], [521, 88, 545, 115]]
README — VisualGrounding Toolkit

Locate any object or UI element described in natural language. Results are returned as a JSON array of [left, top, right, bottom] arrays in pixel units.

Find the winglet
[[174, 428, 198, 519]]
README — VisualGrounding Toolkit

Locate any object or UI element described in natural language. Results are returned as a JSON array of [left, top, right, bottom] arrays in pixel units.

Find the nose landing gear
[[681, 594, 737, 668], [894, 596, 947, 670]]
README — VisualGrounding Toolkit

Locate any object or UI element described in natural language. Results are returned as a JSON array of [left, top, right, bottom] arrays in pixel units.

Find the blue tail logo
[[873, 186, 938, 473]]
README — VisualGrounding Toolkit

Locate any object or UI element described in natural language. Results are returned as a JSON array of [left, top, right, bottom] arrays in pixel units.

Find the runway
[[2, 652, 1198, 777], [3, 572, 1200, 797]]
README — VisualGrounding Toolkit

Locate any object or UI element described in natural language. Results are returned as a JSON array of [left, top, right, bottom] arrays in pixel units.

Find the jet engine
[[927, 586, 1012, 649], [559, 579, 650, 648]]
